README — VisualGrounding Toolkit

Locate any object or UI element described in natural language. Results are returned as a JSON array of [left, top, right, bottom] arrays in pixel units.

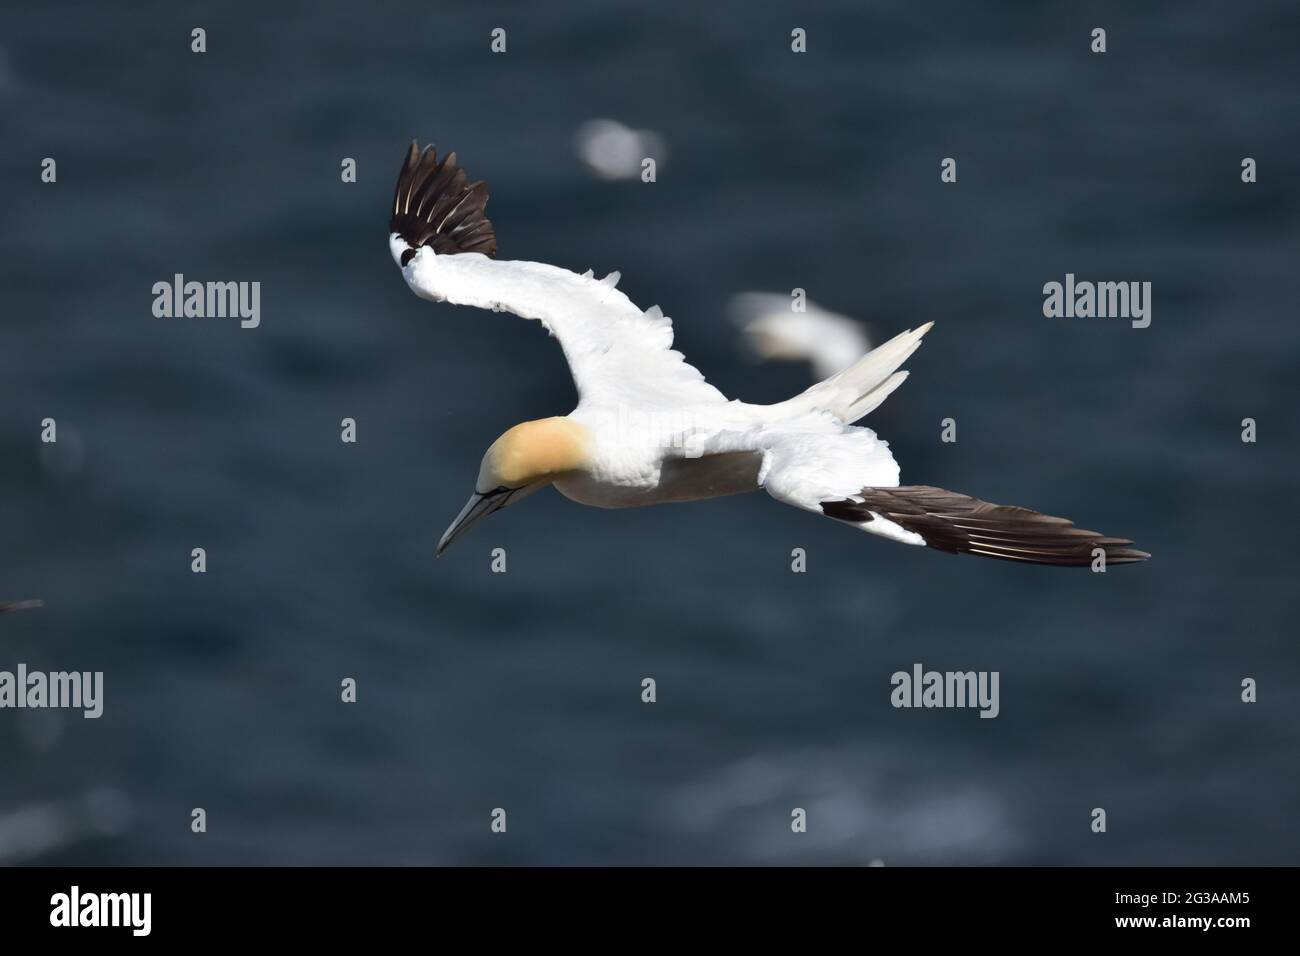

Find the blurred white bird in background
[[0, 600, 42, 613], [573, 118, 667, 182], [728, 292, 872, 381]]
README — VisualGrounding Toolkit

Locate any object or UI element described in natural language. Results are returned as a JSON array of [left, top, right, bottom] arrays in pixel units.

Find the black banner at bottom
[[0, 866, 1281, 942]]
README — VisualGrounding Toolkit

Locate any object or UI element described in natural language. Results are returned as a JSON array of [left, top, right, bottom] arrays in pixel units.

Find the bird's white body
[[553, 442, 759, 508], [555, 410, 740, 508], [557, 401, 895, 515]]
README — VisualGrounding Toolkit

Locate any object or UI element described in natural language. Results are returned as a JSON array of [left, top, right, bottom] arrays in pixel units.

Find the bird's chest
[[553, 449, 661, 508], [554, 447, 762, 509]]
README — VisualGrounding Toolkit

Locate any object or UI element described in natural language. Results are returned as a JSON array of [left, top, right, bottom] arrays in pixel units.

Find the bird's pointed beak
[[436, 488, 511, 557]]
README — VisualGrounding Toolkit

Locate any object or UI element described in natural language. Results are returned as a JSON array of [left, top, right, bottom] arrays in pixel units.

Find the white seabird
[[388, 142, 1148, 567], [729, 291, 872, 380], [573, 118, 667, 182]]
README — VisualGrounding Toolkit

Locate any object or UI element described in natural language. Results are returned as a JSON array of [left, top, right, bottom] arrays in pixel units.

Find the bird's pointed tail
[[776, 322, 934, 423]]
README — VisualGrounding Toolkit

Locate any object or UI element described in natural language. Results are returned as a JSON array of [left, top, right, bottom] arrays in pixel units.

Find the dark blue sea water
[[1, 1, 1297, 864]]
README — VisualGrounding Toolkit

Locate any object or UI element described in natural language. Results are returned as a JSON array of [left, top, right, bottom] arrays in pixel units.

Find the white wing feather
[[392, 237, 727, 409]]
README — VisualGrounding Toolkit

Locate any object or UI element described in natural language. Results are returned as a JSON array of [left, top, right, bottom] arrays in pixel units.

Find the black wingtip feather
[[822, 485, 1150, 567], [390, 141, 497, 258]]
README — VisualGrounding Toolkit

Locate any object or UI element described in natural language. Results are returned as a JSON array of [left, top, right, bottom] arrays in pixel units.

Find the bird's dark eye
[[400, 248, 418, 267]]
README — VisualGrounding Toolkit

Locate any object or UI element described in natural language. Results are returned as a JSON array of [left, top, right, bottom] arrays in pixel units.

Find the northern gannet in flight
[[389, 142, 1148, 567]]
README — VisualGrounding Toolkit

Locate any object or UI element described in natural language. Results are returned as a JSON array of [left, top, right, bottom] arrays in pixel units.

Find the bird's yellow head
[[477, 417, 593, 492], [437, 417, 593, 556]]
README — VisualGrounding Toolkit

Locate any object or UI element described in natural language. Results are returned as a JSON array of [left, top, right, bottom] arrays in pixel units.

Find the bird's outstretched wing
[[818, 486, 1149, 565], [754, 427, 1148, 566], [389, 141, 727, 408]]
